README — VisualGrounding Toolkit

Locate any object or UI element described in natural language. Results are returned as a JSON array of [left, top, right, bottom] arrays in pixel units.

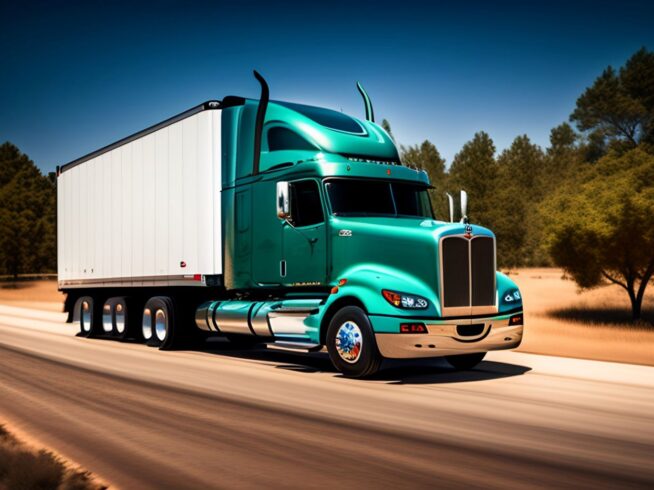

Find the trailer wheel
[[74, 296, 100, 338], [326, 306, 382, 378], [445, 352, 486, 370], [143, 296, 180, 350], [102, 300, 115, 336], [102, 297, 136, 341]]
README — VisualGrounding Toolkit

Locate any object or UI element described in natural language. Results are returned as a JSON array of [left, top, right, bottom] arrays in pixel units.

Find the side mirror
[[460, 190, 468, 223], [276, 181, 291, 220], [446, 193, 454, 223]]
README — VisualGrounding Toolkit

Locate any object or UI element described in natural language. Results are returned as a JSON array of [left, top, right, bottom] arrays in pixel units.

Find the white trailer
[[57, 103, 223, 289]]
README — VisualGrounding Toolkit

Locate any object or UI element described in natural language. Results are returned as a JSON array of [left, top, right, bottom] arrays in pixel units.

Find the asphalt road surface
[[0, 304, 653, 489]]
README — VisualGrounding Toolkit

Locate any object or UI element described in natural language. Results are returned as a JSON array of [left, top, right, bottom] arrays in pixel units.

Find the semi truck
[[57, 72, 524, 378]]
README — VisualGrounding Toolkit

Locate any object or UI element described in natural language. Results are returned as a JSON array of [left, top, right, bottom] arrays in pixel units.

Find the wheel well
[[320, 296, 367, 345]]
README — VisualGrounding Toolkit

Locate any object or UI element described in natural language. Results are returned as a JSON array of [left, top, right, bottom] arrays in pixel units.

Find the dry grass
[[0, 424, 103, 490], [510, 268, 654, 365], [0, 279, 63, 312]]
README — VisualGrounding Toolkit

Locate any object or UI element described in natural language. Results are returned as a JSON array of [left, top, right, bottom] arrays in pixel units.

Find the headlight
[[503, 290, 522, 303], [382, 290, 429, 309]]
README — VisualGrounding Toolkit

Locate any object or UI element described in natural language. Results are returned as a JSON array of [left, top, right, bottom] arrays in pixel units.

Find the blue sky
[[1, 0, 653, 173]]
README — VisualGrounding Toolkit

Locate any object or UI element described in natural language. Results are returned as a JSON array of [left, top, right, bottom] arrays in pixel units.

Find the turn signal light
[[509, 314, 523, 326], [400, 323, 427, 333], [382, 290, 402, 306]]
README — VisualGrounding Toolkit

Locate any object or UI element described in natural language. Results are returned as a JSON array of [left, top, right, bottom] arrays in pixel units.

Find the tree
[[570, 48, 654, 152], [447, 131, 497, 226], [542, 148, 654, 321], [0, 142, 56, 278], [545, 122, 579, 182], [381, 119, 394, 141], [400, 140, 448, 219], [494, 135, 546, 267]]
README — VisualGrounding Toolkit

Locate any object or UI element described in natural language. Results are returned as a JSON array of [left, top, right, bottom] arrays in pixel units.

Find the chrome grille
[[441, 235, 496, 311]]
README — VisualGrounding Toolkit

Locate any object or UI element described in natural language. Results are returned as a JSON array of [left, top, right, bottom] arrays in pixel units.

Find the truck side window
[[290, 180, 324, 227]]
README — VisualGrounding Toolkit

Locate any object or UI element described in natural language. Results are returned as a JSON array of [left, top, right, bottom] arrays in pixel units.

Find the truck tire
[[142, 296, 181, 350], [75, 296, 101, 338], [445, 352, 486, 370], [326, 306, 382, 378], [104, 297, 139, 341]]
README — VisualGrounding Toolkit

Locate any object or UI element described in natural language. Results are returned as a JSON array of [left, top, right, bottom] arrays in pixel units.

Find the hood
[[329, 217, 496, 314]]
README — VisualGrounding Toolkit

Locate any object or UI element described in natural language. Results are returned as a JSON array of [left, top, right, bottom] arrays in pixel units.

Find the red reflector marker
[[400, 323, 427, 334], [193, 274, 202, 281], [509, 314, 523, 326]]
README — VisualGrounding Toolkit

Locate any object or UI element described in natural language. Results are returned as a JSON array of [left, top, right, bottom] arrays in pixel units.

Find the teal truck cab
[[60, 72, 523, 378], [198, 73, 524, 377]]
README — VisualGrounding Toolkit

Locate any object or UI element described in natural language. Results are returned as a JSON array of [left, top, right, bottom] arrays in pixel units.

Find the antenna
[[253, 70, 269, 175], [356, 82, 375, 122]]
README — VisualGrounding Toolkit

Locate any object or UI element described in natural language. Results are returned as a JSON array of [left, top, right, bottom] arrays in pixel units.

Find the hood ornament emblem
[[464, 224, 473, 239]]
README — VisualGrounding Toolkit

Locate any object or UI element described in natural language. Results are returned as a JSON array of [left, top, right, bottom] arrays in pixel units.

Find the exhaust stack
[[356, 81, 375, 123], [252, 70, 269, 175], [445, 190, 469, 223]]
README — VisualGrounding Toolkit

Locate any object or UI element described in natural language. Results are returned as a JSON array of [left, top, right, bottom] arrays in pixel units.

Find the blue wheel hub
[[335, 321, 363, 363]]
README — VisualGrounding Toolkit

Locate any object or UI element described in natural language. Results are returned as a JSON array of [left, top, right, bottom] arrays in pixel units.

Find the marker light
[[382, 290, 429, 309], [509, 314, 523, 326], [400, 323, 428, 333]]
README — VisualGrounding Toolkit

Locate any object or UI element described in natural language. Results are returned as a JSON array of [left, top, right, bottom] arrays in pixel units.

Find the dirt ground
[[0, 280, 63, 312], [510, 268, 654, 366], [0, 272, 652, 365]]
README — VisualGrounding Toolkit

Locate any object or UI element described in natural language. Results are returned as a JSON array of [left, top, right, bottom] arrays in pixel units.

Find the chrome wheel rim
[[115, 303, 125, 334], [335, 321, 363, 364], [102, 303, 113, 333], [81, 301, 91, 332], [154, 309, 167, 341], [142, 308, 153, 340]]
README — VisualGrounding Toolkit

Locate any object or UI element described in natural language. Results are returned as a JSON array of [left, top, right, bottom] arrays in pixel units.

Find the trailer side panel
[[58, 109, 222, 288]]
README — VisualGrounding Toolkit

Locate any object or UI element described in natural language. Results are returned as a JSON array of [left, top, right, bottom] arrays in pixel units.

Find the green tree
[[381, 119, 394, 141], [570, 47, 654, 153], [447, 131, 497, 226], [400, 140, 448, 219], [0, 143, 56, 278], [542, 148, 654, 321], [494, 135, 546, 267], [545, 122, 579, 182]]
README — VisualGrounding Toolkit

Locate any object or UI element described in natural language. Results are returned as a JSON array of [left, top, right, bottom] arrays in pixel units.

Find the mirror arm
[[282, 220, 318, 248]]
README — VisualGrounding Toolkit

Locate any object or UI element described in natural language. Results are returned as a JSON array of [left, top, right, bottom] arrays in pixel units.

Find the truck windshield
[[325, 179, 434, 218]]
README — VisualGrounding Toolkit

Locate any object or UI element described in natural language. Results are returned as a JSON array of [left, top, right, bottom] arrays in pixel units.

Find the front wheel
[[326, 306, 382, 378], [445, 352, 486, 370]]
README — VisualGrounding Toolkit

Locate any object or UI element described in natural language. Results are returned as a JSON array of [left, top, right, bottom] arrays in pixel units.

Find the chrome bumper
[[375, 317, 523, 359]]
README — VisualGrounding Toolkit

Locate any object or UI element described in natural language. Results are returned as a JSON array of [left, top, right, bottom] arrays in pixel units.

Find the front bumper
[[373, 313, 523, 359]]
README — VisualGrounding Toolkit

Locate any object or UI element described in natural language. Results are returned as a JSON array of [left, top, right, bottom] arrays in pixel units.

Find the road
[[0, 304, 653, 489]]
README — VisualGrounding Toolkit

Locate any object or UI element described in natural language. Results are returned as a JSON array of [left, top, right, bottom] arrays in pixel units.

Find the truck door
[[281, 179, 327, 286]]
